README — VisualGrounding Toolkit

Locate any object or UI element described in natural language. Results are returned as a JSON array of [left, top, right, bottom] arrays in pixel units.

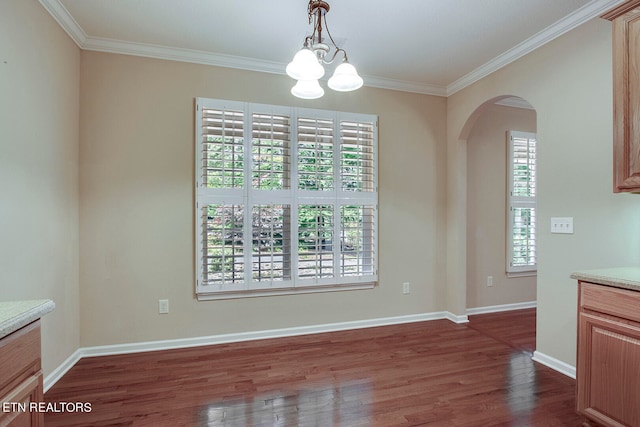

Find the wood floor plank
[[467, 308, 537, 354], [43, 310, 587, 426]]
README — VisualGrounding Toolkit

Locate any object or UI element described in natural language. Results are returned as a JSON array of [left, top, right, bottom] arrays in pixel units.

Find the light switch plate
[[550, 217, 573, 234], [159, 299, 169, 314]]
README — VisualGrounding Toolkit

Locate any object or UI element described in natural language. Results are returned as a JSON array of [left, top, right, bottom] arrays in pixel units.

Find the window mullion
[[291, 110, 300, 286], [333, 114, 341, 279], [243, 103, 253, 288], [195, 101, 204, 290]]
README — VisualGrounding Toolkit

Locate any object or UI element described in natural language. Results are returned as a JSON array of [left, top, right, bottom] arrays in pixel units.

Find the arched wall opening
[[458, 96, 538, 317]]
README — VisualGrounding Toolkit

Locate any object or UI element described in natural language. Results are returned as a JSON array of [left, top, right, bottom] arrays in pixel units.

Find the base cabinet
[[577, 282, 640, 427], [0, 321, 44, 427]]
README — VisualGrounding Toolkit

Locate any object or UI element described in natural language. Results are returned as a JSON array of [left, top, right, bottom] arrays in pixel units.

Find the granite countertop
[[0, 300, 55, 340], [570, 267, 640, 292]]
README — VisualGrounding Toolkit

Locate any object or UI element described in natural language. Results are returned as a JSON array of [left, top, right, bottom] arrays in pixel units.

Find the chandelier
[[286, 0, 363, 99]]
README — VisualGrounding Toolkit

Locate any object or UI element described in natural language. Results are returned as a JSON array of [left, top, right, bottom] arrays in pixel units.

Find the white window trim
[[506, 130, 537, 275], [195, 98, 378, 300]]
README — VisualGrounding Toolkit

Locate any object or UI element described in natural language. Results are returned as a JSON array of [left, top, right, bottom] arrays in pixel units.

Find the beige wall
[[78, 51, 448, 346], [8, 0, 638, 378], [448, 18, 640, 365], [466, 104, 537, 309], [0, 0, 80, 376]]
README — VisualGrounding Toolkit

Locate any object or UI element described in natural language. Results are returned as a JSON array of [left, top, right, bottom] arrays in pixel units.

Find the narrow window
[[507, 131, 536, 275]]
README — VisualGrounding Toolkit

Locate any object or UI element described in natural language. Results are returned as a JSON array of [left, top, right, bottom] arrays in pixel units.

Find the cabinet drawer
[[580, 281, 640, 323], [0, 321, 40, 397]]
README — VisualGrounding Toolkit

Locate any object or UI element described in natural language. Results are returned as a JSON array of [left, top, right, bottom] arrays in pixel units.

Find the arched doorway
[[461, 95, 538, 348]]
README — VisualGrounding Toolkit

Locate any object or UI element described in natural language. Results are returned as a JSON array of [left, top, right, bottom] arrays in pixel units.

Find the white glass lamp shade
[[286, 48, 324, 80], [328, 62, 364, 92], [291, 79, 324, 99]]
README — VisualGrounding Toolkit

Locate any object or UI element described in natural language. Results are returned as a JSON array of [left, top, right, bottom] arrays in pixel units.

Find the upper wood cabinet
[[603, 0, 640, 193]]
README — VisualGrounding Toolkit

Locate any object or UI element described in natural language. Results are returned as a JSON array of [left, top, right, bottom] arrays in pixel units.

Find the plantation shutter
[[252, 112, 291, 190], [196, 98, 377, 299], [507, 131, 536, 273], [340, 120, 375, 192], [200, 107, 245, 189], [202, 204, 245, 286], [298, 205, 335, 279], [298, 117, 334, 191]]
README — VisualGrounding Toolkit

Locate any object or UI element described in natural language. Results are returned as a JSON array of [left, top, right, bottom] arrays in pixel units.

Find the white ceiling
[[40, 0, 624, 96]]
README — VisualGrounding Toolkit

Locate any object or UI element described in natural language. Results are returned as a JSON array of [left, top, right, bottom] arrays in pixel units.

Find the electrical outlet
[[487, 276, 493, 287], [402, 282, 410, 294], [159, 299, 169, 314]]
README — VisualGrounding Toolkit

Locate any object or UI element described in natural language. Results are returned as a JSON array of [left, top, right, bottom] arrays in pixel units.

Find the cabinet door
[[0, 373, 44, 427], [609, 4, 640, 192], [577, 312, 640, 427]]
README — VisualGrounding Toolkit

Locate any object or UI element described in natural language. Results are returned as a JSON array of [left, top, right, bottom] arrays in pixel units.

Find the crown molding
[[361, 76, 447, 97], [83, 37, 286, 75], [446, 0, 628, 96], [82, 37, 448, 96], [81, 35, 450, 97], [38, 0, 86, 46], [40, 0, 625, 99]]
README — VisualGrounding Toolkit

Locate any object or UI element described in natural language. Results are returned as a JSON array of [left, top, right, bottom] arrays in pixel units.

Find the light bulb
[[286, 48, 324, 80], [328, 62, 363, 92], [291, 79, 324, 99]]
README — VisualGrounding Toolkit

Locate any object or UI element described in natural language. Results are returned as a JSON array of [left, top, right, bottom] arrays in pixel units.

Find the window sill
[[506, 271, 537, 278], [197, 282, 376, 301]]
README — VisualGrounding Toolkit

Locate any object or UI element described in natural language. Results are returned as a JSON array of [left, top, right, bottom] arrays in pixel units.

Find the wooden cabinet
[[577, 281, 640, 427], [0, 321, 44, 427], [603, 1, 640, 193]]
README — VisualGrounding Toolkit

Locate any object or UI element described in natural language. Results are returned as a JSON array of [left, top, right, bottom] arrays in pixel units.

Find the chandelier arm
[[303, 36, 313, 48], [321, 48, 347, 65], [317, 11, 349, 64], [321, 12, 339, 50]]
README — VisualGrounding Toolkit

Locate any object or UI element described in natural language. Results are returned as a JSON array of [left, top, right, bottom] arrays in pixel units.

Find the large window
[[507, 130, 536, 275], [195, 98, 378, 299]]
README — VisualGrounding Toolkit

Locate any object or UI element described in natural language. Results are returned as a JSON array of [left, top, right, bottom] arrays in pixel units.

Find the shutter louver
[[202, 204, 244, 285], [298, 205, 335, 279], [341, 205, 376, 276], [298, 118, 334, 191], [252, 205, 291, 282], [252, 113, 291, 190], [511, 135, 536, 198], [511, 207, 536, 268], [201, 108, 244, 189], [341, 121, 375, 192]]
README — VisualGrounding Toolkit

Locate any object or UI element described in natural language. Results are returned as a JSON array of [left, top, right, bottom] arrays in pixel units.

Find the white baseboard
[[466, 301, 537, 316], [532, 350, 576, 379], [45, 311, 460, 390], [446, 312, 469, 323], [44, 348, 83, 393]]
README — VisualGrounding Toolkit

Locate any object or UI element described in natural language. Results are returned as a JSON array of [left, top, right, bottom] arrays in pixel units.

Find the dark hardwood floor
[[467, 308, 537, 354], [44, 309, 587, 426]]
